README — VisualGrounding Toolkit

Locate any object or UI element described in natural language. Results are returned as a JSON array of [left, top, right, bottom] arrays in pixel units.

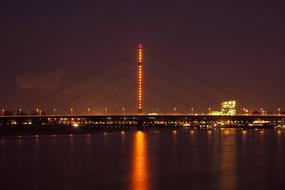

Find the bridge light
[[208, 107, 211, 114], [260, 108, 263, 115], [19, 108, 22, 115], [156, 108, 159, 113]]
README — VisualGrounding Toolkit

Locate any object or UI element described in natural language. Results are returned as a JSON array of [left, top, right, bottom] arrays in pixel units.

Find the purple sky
[[0, 0, 285, 114]]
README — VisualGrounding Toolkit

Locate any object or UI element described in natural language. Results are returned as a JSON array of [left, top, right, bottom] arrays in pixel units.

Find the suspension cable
[[146, 52, 259, 108], [20, 52, 135, 109], [78, 84, 137, 114], [49, 68, 136, 113], [144, 83, 193, 111], [145, 67, 219, 104]]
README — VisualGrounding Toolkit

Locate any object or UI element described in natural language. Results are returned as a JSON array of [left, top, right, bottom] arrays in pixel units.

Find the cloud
[[16, 70, 64, 89]]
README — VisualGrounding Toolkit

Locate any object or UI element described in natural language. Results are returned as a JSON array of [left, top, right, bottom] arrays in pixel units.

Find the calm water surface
[[0, 128, 285, 190]]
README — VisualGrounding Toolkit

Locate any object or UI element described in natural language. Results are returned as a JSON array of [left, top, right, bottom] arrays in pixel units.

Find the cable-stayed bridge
[[0, 44, 284, 132]]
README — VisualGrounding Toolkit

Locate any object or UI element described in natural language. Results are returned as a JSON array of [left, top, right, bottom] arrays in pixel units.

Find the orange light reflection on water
[[131, 131, 148, 190]]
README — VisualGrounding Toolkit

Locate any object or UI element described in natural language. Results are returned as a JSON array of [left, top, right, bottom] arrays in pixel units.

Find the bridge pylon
[[138, 44, 143, 114]]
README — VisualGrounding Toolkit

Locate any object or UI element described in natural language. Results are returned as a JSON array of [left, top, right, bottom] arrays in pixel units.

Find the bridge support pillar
[[138, 44, 143, 114]]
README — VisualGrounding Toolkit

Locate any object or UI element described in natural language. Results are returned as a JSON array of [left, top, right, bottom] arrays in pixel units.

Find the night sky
[[0, 0, 284, 114]]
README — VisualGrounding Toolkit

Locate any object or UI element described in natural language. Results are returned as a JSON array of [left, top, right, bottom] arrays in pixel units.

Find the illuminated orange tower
[[138, 44, 143, 114]]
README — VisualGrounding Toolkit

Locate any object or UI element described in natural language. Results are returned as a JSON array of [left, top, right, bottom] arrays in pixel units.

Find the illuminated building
[[209, 111, 222, 115], [221, 100, 236, 115], [209, 100, 237, 115], [138, 44, 143, 114]]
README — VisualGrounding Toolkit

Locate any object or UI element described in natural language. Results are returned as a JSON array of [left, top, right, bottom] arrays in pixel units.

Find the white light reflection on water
[[220, 130, 237, 190]]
